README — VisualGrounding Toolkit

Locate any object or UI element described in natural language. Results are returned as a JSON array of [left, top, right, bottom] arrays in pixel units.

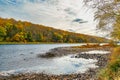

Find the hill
[[0, 17, 108, 43]]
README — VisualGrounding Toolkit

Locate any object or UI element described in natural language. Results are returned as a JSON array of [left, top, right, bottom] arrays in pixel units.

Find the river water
[[0, 44, 98, 76]]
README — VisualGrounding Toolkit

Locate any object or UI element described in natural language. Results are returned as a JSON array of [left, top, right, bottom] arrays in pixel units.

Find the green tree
[[5, 23, 19, 38], [52, 33, 63, 42], [64, 35, 73, 43], [26, 32, 33, 42], [36, 33, 44, 42], [0, 26, 6, 41]]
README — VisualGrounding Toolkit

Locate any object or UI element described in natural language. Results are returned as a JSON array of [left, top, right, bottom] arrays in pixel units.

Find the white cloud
[[0, 0, 104, 37]]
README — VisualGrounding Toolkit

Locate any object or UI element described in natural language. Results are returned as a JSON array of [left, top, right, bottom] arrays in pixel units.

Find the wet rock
[[39, 52, 56, 58]]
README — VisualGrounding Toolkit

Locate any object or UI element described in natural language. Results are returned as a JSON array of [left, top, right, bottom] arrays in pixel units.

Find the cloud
[[0, 0, 103, 36], [64, 8, 76, 16], [73, 19, 83, 22], [72, 18, 88, 24]]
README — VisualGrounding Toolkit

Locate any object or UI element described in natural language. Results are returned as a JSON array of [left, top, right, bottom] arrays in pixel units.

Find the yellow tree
[[83, 0, 120, 40]]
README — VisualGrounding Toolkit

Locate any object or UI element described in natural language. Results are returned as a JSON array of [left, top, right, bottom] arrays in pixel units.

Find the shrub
[[98, 47, 120, 80]]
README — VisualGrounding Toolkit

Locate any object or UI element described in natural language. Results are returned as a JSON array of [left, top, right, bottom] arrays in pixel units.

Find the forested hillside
[[0, 17, 108, 43]]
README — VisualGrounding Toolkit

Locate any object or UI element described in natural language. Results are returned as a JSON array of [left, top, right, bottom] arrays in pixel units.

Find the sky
[[0, 0, 105, 37]]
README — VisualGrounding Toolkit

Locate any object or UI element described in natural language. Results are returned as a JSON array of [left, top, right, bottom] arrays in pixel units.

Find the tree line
[[0, 17, 108, 43]]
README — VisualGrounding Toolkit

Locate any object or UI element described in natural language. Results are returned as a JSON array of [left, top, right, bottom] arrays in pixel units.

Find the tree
[[83, 0, 120, 40], [0, 27, 6, 37], [26, 32, 33, 42], [52, 33, 63, 42], [0, 17, 108, 43], [36, 33, 44, 42], [12, 32, 25, 42], [12, 33, 21, 42], [64, 34, 74, 43], [5, 23, 19, 38], [0, 26, 6, 41]]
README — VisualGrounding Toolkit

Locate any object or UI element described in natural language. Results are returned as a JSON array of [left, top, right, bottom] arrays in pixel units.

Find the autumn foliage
[[98, 47, 120, 80], [0, 17, 108, 43]]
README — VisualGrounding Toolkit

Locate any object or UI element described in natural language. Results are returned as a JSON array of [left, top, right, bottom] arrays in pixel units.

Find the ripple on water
[[0, 54, 98, 76]]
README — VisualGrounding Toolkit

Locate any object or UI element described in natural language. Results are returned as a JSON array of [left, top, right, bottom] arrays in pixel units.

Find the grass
[[72, 43, 115, 48], [98, 47, 120, 80]]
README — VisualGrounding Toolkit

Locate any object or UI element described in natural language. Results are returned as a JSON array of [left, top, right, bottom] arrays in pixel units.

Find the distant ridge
[[0, 17, 108, 43]]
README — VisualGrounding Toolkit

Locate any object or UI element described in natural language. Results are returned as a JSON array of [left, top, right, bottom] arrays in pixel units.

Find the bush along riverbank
[[98, 47, 120, 80], [0, 45, 113, 80]]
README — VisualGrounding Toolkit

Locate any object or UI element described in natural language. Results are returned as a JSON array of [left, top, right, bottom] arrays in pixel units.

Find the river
[[0, 44, 98, 76]]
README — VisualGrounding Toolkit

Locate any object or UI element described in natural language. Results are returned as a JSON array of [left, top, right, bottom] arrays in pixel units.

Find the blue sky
[[0, 0, 105, 36]]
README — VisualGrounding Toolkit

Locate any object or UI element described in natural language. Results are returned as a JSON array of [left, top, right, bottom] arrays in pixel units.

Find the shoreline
[[39, 46, 112, 58], [0, 46, 112, 80], [0, 42, 108, 45]]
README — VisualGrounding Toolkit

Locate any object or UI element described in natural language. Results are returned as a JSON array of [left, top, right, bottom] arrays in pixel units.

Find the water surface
[[0, 44, 98, 75]]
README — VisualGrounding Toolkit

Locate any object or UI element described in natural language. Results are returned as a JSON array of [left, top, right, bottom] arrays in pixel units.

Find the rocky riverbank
[[39, 46, 112, 58], [39, 46, 112, 71], [0, 69, 98, 80], [0, 46, 112, 80]]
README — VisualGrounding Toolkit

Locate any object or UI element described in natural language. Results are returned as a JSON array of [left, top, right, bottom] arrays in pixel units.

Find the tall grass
[[98, 47, 120, 80]]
